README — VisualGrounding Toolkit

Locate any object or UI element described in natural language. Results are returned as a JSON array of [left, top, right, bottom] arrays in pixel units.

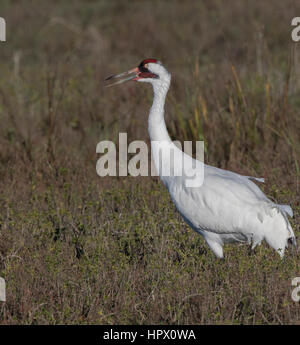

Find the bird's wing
[[168, 162, 291, 235], [203, 165, 293, 218], [204, 164, 265, 185], [245, 176, 265, 183], [202, 164, 268, 203], [276, 204, 293, 218]]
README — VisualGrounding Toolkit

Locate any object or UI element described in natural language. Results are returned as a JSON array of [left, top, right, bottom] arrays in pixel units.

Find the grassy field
[[0, 0, 299, 324]]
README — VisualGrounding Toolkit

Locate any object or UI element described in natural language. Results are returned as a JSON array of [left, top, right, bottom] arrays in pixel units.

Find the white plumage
[[106, 59, 296, 259]]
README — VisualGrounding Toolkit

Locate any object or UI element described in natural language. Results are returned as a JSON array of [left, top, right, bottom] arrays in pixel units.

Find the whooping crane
[[105, 59, 296, 259]]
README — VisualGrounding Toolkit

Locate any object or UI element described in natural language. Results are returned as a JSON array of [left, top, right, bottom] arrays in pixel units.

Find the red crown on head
[[140, 59, 157, 66]]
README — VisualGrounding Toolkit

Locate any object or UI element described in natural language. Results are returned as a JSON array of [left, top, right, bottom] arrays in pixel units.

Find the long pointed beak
[[104, 67, 139, 87]]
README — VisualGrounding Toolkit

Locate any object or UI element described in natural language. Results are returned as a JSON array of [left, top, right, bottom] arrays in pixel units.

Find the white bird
[[105, 59, 296, 259]]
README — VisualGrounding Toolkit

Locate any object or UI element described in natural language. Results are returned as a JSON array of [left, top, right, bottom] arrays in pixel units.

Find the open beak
[[104, 67, 139, 87]]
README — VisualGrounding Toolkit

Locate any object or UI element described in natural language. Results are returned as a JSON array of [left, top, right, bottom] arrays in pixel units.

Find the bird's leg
[[248, 233, 256, 255], [249, 233, 262, 255], [205, 238, 224, 259]]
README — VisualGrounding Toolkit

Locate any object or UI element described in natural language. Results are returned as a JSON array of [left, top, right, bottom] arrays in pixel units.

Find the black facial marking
[[138, 60, 159, 79], [138, 62, 150, 73]]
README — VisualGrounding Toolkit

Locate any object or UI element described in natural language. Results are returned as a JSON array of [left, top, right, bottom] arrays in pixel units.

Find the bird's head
[[105, 59, 170, 87]]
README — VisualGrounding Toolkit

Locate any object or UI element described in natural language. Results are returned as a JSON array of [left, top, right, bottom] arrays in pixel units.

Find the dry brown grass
[[0, 0, 299, 324]]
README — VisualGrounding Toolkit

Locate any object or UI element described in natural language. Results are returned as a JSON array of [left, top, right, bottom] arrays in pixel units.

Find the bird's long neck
[[148, 80, 171, 142], [148, 78, 176, 182]]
